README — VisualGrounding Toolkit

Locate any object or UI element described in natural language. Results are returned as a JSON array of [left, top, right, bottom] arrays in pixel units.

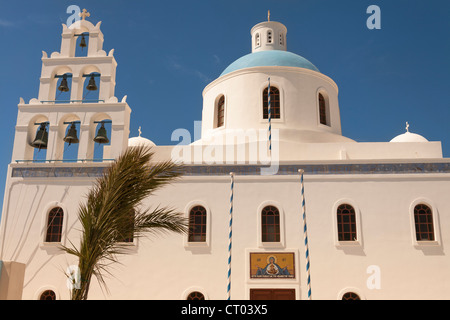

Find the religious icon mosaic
[[250, 252, 295, 279]]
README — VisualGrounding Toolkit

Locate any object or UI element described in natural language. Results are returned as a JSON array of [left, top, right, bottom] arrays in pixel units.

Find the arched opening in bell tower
[[81, 72, 101, 102], [28, 115, 50, 163], [88, 113, 112, 162], [54, 73, 72, 103], [74, 32, 89, 57]]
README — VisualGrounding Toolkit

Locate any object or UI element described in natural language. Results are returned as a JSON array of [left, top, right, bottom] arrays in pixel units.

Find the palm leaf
[[60, 145, 187, 299]]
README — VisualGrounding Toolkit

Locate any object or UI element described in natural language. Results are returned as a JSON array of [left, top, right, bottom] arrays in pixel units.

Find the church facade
[[1, 12, 450, 300]]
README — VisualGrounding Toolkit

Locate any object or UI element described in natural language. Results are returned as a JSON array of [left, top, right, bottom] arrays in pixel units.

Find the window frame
[[336, 203, 357, 242], [186, 291, 206, 300], [267, 30, 273, 44], [41, 202, 67, 246], [332, 199, 362, 247], [216, 95, 225, 128], [39, 289, 57, 300], [188, 205, 207, 243], [413, 204, 434, 241], [262, 85, 281, 120], [409, 198, 440, 247], [337, 288, 365, 300], [181, 287, 209, 300], [279, 33, 284, 46], [255, 32, 260, 48], [45, 207, 64, 243], [261, 205, 281, 243], [257, 201, 285, 248], [317, 90, 331, 127], [34, 286, 59, 300], [184, 201, 211, 248]]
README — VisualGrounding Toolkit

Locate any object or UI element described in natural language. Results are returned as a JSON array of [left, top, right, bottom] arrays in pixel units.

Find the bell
[[63, 123, 79, 145], [79, 34, 87, 49], [31, 123, 48, 150], [86, 75, 98, 91], [58, 74, 70, 92], [93, 122, 109, 144]]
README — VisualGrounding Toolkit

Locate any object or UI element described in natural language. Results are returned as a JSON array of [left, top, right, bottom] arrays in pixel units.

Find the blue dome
[[220, 50, 319, 77]]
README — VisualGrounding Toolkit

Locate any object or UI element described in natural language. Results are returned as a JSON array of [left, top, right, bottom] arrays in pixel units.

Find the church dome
[[390, 132, 428, 143], [390, 123, 428, 143], [128, 136, 156, 148], [220, 50, 319, 77]]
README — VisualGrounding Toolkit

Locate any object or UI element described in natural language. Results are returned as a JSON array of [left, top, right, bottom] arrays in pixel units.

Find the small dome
[[128, 136, 156, 148], [390, 132, 428, 143], [220, 50, 319, 77]]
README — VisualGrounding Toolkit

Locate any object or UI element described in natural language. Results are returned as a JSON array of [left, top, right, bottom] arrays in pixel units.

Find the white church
[[0, 10, 449, 300]]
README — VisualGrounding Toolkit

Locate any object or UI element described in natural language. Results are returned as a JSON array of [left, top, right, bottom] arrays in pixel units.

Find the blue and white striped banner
[[299, 169, 311, 299], [227, 172, 234, 300]]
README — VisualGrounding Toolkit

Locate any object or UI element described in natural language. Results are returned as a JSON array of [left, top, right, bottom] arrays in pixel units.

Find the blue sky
[[0, 0, 449, 211]]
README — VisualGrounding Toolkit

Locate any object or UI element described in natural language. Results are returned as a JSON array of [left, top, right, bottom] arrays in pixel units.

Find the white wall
[[1, 170, 449, 300]]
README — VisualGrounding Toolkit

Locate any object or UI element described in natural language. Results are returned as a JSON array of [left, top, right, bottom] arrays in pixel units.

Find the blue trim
[[39, 99, 105, 103], [220, 50, 319, 77], [11, 162, 450, 178]]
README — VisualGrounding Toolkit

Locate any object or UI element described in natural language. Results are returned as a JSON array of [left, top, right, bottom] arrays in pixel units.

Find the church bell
[[86, 74, 98, 91], [58, 74, 70, 93], [79, 34, 87, 49], [93, 122, 109, 144], [63, 123, 79, 146], [31, 123, 48, 150]]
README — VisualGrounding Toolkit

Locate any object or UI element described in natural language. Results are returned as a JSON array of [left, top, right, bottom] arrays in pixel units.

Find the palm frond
[[60, 145, 187, 299]]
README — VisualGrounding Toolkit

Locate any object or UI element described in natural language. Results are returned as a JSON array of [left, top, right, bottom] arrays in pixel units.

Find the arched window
[[216, 96, 225, 128], [255, 33, 260, 47], [188, 206, 207, 242], [187, 291, 205, 300], [261, 206, 280, 242], [342, 292, 360, 300], [414, 204, 434, 241], [263, 86, 280, 119], [39, 290, 57, 300], [279, 33, 284, 45], [46, 207, 64, 242], [318, 92, 329, 125], [267, 30, 273, 44], [337, 204, 357, 241]]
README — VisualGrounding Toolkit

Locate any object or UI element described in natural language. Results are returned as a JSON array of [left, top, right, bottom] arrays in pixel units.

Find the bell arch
[[53, 114, 81, 162], [87, 112, 112, 162], [64, 18, 104, 58], [48, 66, 73, 103], [77, 65, 101, 102], [26, 115, 50, 162]]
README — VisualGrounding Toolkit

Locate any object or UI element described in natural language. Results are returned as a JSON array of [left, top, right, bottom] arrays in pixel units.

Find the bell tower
[[251, 11, 288, 53], [11, 9, 131, 164]]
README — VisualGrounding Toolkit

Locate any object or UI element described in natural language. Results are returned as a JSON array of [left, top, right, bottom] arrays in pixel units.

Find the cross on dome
[[79, 9, 90, 21], [268, 10, 271, 21], [406, 122, 410, 132]]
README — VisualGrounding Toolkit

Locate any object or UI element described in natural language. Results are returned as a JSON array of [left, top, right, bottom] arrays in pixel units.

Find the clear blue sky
[[0, 0, 449, 212]]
